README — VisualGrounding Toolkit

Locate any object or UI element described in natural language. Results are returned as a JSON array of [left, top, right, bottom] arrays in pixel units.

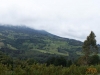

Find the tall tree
[[82, 31, 98, 65]]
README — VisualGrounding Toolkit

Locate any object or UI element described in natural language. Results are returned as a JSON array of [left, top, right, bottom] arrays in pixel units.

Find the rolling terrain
[[0, 25, 83, 62]]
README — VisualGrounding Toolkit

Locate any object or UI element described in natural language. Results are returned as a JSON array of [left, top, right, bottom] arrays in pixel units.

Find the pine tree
[[82, 31, 98, 65]]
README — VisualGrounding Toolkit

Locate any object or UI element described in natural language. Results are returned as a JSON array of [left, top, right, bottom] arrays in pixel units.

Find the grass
[[32, 49, 69, 56]]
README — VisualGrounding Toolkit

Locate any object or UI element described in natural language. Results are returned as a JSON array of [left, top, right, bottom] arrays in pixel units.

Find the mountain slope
[[0, 25, 83, 62]]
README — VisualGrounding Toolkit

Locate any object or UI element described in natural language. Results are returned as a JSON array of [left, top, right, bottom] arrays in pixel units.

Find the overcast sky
[[0, 0, 100, 43]]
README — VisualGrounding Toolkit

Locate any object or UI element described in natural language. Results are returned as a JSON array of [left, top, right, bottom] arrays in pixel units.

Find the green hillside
[[0, 25, 83, 62]]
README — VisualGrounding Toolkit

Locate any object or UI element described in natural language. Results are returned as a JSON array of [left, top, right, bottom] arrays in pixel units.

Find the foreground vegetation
[[0, 49, 100, 75], [1, 63, 100, 75]]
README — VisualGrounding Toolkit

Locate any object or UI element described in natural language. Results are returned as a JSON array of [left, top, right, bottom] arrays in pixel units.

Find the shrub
[[86, 67, 97, 75]]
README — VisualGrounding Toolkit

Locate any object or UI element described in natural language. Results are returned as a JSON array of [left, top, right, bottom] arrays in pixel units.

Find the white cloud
[[0, 0, 100, 43]]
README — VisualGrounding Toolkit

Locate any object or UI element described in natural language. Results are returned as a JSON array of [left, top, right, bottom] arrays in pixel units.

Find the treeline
[[0, 60, 100, 75], [0, 50, 100, 75]]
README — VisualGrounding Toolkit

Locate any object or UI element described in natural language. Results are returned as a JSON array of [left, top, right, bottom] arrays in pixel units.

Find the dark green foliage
[[0, 25, 83, 62], [82, 31, 98, 65], [0, 51, 13, 65], [27, 58, 36, 65], [89, 55, 99, 65], [0, 63, 8, 75], [83, 31, 98, 56], [46, 56, 67, 66], [0, 46, 99, 75], [0, 61, 100, 75], [67, 60, 72, 67], [46, 57, 55, 65]]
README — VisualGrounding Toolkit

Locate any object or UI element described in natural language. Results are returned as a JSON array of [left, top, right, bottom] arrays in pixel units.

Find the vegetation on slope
[[0, 25, 83, 61], [0, 25, 100, 75]]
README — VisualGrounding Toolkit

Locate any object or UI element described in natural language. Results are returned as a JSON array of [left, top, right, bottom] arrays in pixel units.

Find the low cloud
[[0, 0, 100, 43]]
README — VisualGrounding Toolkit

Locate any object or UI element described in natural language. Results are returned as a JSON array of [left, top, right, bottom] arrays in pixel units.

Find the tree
[[54, 57, 67, 66], [89, 55, 99, 65], [67, 60, 72, 67], [82, 31, 98, 65], [46, 56, 67, 66]]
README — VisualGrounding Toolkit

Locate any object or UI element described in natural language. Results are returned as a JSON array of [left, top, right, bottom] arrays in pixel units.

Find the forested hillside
[[0, 25, 84, 62], [0, 25, 100, 75]]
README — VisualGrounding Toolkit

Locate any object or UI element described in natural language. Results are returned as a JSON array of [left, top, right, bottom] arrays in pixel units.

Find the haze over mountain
[[0, 0, 100, 43]]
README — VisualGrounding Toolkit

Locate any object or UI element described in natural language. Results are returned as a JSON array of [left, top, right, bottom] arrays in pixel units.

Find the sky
[[0, 0, 100, 43]]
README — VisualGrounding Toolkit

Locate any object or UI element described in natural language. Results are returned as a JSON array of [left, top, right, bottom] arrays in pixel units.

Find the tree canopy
[[82, 31, 98, 65]]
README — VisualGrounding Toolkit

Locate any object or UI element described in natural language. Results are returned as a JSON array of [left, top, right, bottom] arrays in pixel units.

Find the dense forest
[[0, 25, 100, 75]]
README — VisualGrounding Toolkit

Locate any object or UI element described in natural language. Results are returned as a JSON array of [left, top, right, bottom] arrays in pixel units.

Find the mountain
[[0, 25, 83, 62]]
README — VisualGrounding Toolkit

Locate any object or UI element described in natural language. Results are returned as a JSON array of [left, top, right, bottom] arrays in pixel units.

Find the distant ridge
[[0, 25, 83, 62]]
